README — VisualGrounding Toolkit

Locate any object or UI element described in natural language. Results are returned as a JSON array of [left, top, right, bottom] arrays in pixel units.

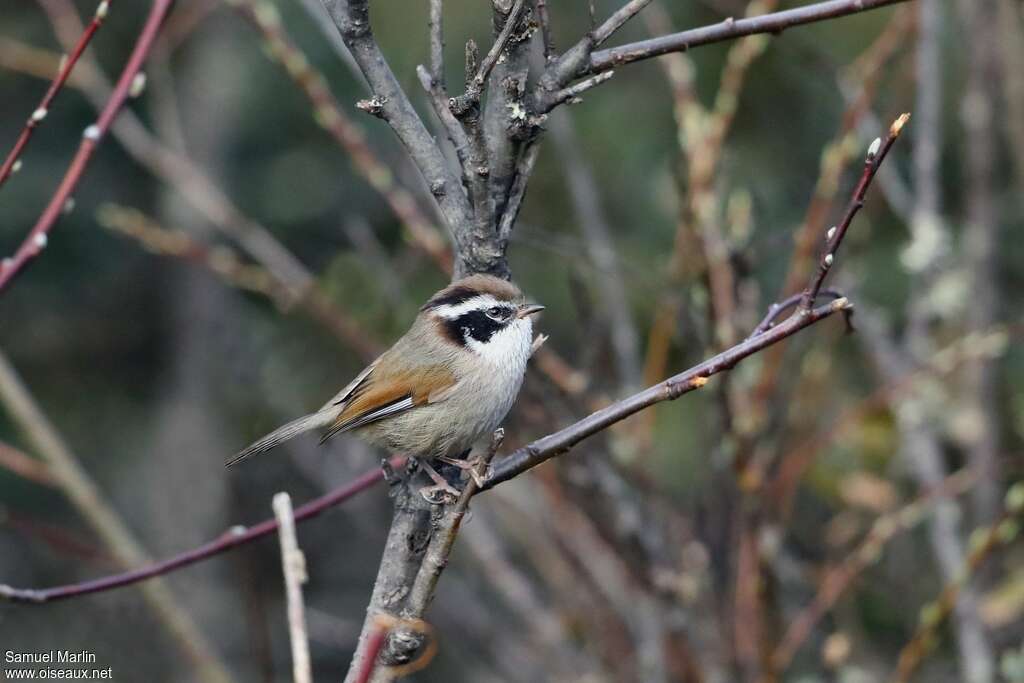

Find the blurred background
[[0, 0, 1021, 681]]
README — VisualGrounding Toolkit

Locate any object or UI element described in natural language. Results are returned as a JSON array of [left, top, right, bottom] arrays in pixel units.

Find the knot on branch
[[381, 627, 429, 667], [356, 95, 389, 118]]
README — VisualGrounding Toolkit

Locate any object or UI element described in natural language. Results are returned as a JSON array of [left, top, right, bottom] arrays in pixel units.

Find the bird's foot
[[436, 455, 489, 488], [418, 460, 462, 504]]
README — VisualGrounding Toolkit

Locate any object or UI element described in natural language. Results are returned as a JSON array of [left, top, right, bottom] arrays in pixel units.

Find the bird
[[226, 274, 544, 501]]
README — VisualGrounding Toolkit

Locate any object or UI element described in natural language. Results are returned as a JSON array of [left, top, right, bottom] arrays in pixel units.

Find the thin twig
[[0, 0, 174, 293], [0, 457, 404, 603], [800, 113, 909, 310], [0, 1, 110, 192], [450, 0, 526, 115], [489, 112, 908, 486], [232, 0, 451, 273], [591, 0, 654, 47], [588, 0, 909, 74], [536, 0, 555, 61], [0, 440, 55, 487], [273, 493, 313, 683], [318, 0, 479, 275]]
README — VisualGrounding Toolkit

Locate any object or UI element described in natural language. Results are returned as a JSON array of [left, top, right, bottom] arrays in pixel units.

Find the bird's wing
[[319, 364, 458, 444]]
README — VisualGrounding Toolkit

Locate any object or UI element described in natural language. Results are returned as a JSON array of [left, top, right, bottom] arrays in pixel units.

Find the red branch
[[353, 624, 389, 683], [801, 113, 911, 309], [0, 2, 110, 191], [0, 457, 404, 603], [0, 0, 171, 293]]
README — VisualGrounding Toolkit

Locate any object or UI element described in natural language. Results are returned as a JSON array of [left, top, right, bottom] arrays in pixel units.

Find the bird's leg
[[437, 451, 489, 488], [417, 459, 462, 504]]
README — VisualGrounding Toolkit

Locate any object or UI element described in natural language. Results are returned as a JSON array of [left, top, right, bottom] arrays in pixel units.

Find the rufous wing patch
[[320, 364, 457, 443]]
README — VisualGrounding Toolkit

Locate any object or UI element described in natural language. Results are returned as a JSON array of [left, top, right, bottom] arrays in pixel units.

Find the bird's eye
[[486, 306, 509, 320]]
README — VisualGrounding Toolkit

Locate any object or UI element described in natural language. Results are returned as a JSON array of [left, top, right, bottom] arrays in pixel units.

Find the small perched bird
[[227, 274, 544, 499]]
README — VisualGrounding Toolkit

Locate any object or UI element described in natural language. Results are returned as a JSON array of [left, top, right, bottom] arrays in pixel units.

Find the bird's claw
[[419, 482, 461, 505]]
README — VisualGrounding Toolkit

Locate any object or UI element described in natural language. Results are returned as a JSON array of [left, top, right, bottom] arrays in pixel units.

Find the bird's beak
[[516, 304, 545, 319]]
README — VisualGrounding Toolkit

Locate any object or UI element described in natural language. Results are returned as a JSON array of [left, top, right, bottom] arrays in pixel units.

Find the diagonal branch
[[588, 0, 908, 74], [0, 457, 404, 604], [0, 0, 174, 293], [0, 1, 110, 192], [318, 0, 480, 276]]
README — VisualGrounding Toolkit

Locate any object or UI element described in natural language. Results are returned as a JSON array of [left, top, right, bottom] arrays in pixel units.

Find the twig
[[0, 1, 109, 192], [318, 0, 479, 275], [273, 493, 313, 683], [345, 431, 504, 682], [489, 112, 908, 486], [0, 440, 55, 487], [591, 0, 654, 47], [486, 298, 847, 487], [0, 0, 174, 293], [588, 0, 909, 74], [543, 71, 615, 111], [449, 0, 526, 116], [352, 621, 389, 683], [0, 348, 234, 683], [428, 0, 445, 84], [0, 456, 404, 603], [800, 113, 909, 310], [231, 0, 451, 273], [536, 0, 554, 61]]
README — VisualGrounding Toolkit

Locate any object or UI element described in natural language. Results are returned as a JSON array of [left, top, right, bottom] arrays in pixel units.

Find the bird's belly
[[358, 360, 525, 458]]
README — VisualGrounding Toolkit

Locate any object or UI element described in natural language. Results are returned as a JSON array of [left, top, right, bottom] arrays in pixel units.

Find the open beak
[[516, 304, 545, 319]]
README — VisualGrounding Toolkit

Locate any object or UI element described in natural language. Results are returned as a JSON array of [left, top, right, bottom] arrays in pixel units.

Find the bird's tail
[[226, 410, 335, 467]]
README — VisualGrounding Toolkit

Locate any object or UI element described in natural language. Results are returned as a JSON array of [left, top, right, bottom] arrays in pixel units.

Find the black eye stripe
[[443, 309, 508, 346]]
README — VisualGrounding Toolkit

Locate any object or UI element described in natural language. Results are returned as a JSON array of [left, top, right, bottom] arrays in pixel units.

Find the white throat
[[465, 316, 533, 367]]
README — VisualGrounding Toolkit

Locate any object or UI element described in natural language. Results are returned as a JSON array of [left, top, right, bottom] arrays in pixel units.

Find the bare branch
[[536, 0, 554, 61], [428, 0, 445, 84], [542, 71, 615, 112], [0, 0, 109, 192], [449, 0, 526, 116], [800, 113, 909, 310], [233, 0, 451, 272], [318, 0, 477, 273], [0, 439, 55, 487], [273, 493, 312, 683], [588, 0, 908, 74], [0, 457, 404, 603], [591, 0, 653, 47], [0, 0, 174, 293]]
